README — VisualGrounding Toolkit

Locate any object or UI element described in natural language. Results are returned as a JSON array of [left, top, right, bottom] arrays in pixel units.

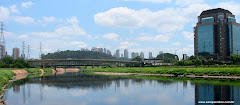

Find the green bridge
[[27, 59, 141, 69]]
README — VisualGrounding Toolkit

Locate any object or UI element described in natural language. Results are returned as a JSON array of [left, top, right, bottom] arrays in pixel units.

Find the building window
[[220, 43, 222, 45]]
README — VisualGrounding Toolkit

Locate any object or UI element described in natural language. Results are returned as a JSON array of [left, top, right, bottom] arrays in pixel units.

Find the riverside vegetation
[[0, 68, 52, 95], [84, 67, 240, 76]]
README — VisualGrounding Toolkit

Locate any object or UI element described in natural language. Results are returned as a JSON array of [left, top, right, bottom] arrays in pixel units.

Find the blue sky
[[1, 0, 240, 59]]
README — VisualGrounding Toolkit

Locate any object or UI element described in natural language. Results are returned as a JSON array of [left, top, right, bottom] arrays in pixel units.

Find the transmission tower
[[27, 45, 30, 59], [21, 42, 25, 59], [0, 22, 6, 59], [39, 42, 42, 59]]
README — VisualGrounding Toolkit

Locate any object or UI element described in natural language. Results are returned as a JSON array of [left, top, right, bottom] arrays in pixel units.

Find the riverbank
[[84, 67, 240, 79], [0, 68, 53, 104]]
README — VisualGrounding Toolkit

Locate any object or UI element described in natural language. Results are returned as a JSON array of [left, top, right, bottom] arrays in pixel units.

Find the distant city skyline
[[1, 0, 239, 59]]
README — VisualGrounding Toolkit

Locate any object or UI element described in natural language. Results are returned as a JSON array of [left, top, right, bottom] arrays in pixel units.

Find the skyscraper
[[131, 52, 139, 59], [149, 52, 153, 59], [0, 45, 5, 59], [140, 52, 144, 59], [124, 49, 129, 58], [13, 48, 20, 59], [116, 49, 120, 58], [107, 50, 111, 55], [194, 8, 240, 61]]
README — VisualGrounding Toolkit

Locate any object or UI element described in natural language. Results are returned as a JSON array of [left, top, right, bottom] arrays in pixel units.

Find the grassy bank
[[84, 67, 240, 76], [0, 70, 15, 94]]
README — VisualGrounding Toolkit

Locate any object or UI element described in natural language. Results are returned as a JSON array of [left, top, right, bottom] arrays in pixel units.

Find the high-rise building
[[140, 52, 144, 59], [91, 47, 98, 52], [116, 49, 120, 58], [124, 49, 129, 58], [104, 48, 106, 54], [107, 50, 111, 55], [131, 52, 139, 59], [0, 45, 5, 59], [121, 54, 123, 58], [13, 48, 20, 59], [149, 52, 153, 59], [159, 51, 163, 55], [194, 8, 240, 61]]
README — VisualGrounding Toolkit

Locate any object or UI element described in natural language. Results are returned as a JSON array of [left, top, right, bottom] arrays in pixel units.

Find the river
[[2, 72, 240, 105]]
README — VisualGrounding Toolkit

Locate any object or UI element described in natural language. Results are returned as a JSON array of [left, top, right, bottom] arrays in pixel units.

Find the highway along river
[[2, 71, 240, 105]]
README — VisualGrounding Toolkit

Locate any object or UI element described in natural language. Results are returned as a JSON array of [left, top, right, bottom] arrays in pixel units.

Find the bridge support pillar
[[92, 63, 94, 68], [42, 63, 45, 69], [53, 66, 58, 72]]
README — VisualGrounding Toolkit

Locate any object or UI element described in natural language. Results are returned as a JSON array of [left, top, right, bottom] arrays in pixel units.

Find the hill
[[41, 50, 115, 59]]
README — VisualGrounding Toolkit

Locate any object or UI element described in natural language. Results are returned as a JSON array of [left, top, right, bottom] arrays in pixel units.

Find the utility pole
[[21, 42, 25, 59], [39, 42, 42, 59]]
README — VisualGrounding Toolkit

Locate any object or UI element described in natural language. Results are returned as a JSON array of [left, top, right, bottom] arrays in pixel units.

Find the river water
[[2, 72, 240, 105]]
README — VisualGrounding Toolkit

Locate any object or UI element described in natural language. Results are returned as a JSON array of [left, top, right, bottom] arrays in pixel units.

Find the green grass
[[42, 68, 52, 72], [25, 68, 42, 73], [84, 67, 240, 76], [0, 70, 16, 94]]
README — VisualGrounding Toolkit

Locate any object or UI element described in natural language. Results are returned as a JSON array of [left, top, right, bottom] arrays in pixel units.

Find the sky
[[0, 0, 240, 59]]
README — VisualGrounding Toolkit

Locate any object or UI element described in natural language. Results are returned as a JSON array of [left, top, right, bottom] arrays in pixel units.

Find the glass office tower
[[194, 8, 240, 61]]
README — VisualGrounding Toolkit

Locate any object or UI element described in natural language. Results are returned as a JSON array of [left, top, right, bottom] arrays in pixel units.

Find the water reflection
[[3, 72, 240, 105], [195, 84, 239, 105]]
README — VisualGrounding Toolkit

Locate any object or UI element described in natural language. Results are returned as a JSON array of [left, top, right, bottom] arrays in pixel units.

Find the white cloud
[[0, 6, 10, 21], [217, 1, 240, 16], [67, 16, 79, 24], [172, 42, 181, 46], [18, 35, 28, 39], [13, 16, 34, 24], [182, 4, 211, 22], [175, 0, 204, 6], [43, 16, 56, 22], [22, 1, 34, 8], [9, 5, 19, 13], [119, 41, 139, 48], [102, 33, 119, 41], [70, 41, 88, 48], [123, 0, 171, 3], [43, 49, 51, 52], [182, 31, 193, 40], [137, 35, 169, 42], [32, 18, 86, 38], [94, 7, 187, 33]]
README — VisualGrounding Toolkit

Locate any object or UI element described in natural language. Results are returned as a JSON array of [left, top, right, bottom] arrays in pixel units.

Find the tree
[[192, 58, 202, 67], [132, 56, 142, 61], [2, 57, 14, 68], [230, 55, 240, 64]]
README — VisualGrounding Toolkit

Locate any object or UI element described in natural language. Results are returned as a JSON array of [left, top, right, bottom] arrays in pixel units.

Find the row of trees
[[41, 50, 115, 59], [0, 57, 30, 68]]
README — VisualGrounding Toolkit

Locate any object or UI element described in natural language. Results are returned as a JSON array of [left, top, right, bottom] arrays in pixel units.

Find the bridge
[[27, 59, 141, 69]]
